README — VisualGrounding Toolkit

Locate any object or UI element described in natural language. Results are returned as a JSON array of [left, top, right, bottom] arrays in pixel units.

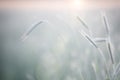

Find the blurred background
[[0, 0, 120, 80]]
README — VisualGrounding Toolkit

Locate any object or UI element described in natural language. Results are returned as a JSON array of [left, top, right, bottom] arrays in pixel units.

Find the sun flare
[[71, 0, 84, 10]]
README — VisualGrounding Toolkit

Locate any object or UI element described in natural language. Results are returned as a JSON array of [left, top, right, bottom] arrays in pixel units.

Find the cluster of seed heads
[[77, 12, 120, 80]]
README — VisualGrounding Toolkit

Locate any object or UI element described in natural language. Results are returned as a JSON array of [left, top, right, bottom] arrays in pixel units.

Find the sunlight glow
[[74, 0, 81, 7], [71, 0, 84, 10]]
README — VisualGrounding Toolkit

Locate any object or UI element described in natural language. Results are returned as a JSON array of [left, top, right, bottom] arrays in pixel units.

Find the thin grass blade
[[77, 16, 89, 30], [101, 12, 110, 36], [79, 30, 98, 48], [106, 41, 114, 64], [77, 16, 93, 37], [101, 12, 114, 64], [93, 38, 106, 43], [21, 21, 43, 41], [79, 30, 111, 79]]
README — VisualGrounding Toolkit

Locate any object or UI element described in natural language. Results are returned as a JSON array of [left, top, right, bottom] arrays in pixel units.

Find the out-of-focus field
[[0, 1, 120, 80]]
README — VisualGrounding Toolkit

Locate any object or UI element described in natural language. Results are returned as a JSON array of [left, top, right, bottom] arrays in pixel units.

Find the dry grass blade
[[101, 12, 114, 64], [106, 41, 114, 64], [77, 16, 89, 30], [77, 16, 93, 37], [101, 12, 110, 36], [79, 30, 98, 48], [93, 38, 106, 43], [79, 30, 111, 80], [85, 35, 98, 48], [21, 21, 43, 41], [101, 13, 109, 36]]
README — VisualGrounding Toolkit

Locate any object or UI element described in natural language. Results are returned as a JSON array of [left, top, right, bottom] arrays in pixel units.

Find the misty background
[[0, 8, 120, 80]]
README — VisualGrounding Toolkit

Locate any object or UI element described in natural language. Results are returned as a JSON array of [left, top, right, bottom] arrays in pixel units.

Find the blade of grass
[[21, 21, 43, 41], [79, 30, 106, 62], [93, 38, 106, 43], [79, 30, 111, 80], [101, 12, 114, 64], [77, 16, 93, 37], [77, 16, 89, 30], [102, 14, 109, 36], [106, 40, 114, 64], [79, 30, 97, 48]]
